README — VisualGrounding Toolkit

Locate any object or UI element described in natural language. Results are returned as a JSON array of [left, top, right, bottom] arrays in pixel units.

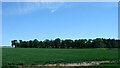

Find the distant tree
[[79, 39, 87, 48], [38, 41, 44, 48], [44, 39, 50, 48], [64, 39, 73, 48], [49, 40, 54, 48], [11, 40, 18, 48], [33, 39, 39, 48], [22, 41, 27, 48], [29, 40, 33, 48], [105, 38, 112, 48], [12, 38, 119, 48], [60, 40, 66, 48], [110, 39, 118, 48], [74, 40, 80, 48], [86, 39, 92, 48], [54, 38, 61, 48], [19, 40, 22, 48], [92, 38, 106, 48]]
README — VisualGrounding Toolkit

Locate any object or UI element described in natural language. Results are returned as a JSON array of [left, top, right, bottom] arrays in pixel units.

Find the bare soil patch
[[38, 61, 113, 66]]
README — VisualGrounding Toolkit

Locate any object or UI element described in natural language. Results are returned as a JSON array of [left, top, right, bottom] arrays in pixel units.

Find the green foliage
[[11, 38, 119, 48]]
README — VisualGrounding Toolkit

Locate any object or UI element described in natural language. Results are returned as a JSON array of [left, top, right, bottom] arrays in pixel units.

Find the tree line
[[11, 38, 119, 48]]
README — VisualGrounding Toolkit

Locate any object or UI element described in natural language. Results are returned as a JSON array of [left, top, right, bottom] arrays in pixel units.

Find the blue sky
[[2, 2, 118, 46]]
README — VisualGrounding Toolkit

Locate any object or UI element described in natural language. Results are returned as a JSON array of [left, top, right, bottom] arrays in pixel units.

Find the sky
[[2, 2, 118, 46]]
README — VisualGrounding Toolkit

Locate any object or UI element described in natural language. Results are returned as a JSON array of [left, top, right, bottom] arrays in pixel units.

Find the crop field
[[2, 48, 118, 66]]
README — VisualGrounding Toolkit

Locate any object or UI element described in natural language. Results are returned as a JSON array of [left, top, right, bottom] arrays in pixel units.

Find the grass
[[93, 63, 119, 66], [2, 48, 118, 66], [0, 47, 13, 48]]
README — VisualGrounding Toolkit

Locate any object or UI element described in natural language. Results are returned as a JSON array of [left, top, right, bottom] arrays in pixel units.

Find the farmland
[[2, 48, 118, 67]]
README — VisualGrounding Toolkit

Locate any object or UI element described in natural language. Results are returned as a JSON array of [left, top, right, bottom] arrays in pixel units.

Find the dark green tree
[[54, 38, 61, 48]]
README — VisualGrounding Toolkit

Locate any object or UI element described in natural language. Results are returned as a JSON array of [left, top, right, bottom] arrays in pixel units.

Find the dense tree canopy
[[11, 38, 119, 48]]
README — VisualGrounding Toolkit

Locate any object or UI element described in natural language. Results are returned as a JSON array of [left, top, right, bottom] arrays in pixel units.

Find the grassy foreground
[[2, 48, 118, 66]]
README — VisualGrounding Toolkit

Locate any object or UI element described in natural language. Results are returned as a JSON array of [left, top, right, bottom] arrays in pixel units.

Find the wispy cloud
[[3, 2, 43, 15], [41, 2, 64, 13], [2, 2, 118, 15], [3, 2, 64, 15], [17, 3, 42, 14]]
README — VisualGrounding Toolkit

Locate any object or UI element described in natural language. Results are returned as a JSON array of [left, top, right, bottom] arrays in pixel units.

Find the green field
[[2, 48, 118, 66]]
